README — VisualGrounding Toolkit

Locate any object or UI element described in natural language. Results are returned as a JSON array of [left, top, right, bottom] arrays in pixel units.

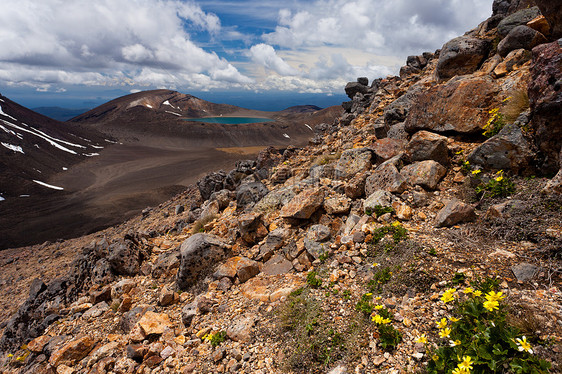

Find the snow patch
[[91, 145, 104, 149], [19, 194, 30, 198], [1, 142, 24, 154], [0, 195, 5, 202], [33, 180, 64, 190], [165, 111, 181, 116], [83, 153, 99, 157], [146, 104, 153, 109], [283, 133, 291, 139], [305, 124, 313, 131], [162, 100, 176, 108], [0, 123, 16, 136], [62, 167, 68, 171], [0, 105, 18, 122]]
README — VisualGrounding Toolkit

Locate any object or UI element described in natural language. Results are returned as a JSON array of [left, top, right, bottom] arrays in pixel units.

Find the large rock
[[493, 0, 537, 17], [176, 234, 230, 290], [137, 311, 173, 337], [400, 160, 447, 190], [383, 88, 421, 126], [345, 81, 370, 99], [497, 6, 542, 36], [323, 194, 351, 215], [280, 188, 324, 219], [107, 241, 141, 276], [344, 172, 368, 199], [493, 48, 532, 77], [364, 190, 398, 214], [436, 36, 491, 80], [405, 75, 500, 135], [497, 25, 547, 57], [535, 0, 562, 38], [236, 182, 269, 208], [198, 171, 227, 200], [335, 148, 374, 179], [406, 131, 450, 165], [49, 336, 96, 367], [434, 199, 477, 227], [372, 138, 407, 161], [254, 187, 295, 212], [528, 41, 562, 173], [467, 124, 534, 173], [214, 256, 260, 283], [365, 162, 408, 195]]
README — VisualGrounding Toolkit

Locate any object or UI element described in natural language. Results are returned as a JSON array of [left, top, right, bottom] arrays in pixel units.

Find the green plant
[[355, 292, 374, 316], [475, 170, 515, 198], [451, 272, 467, 286], [483, 107, 506, 138], [460, 160, 472, 175], [428, 247, 437, 256], [370, 222, 408, 245], [203, 331, 227, 347], [366, 205, 394, 217], [371, 306, 402, 350], [368, 267, 393, 292], [306, 271, 322, 289], [426, 287, 551, 373], [342, 289, 352, 300]]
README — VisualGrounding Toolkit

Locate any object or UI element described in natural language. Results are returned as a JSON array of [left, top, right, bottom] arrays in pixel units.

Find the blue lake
[[183, 117, 274, 124]]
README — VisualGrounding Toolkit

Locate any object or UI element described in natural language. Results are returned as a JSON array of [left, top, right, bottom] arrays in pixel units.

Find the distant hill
[[32, 107, 90, 121], [280, 105, 323, 113]]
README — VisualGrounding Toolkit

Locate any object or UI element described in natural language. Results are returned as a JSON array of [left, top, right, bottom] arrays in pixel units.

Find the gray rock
[[406, 131, 450, 165], [108, 242, 140, 276], [254, 187, 295, 212], [387, 122, 408, 140], [323, 194, 351, 214], [197, 171, 227, 200], [209, 189, 235, 210], [335, 148, 374, 179], [151, 250, 180, 279], [307, 224, 331, 242], [344, 81, 370, 99], [175, 205, 184, 215], [384, 88, 421, 126], [498, 6, 542, 36], [400, 160, 447, 190], [498, 25, 547, 57], [262, 255, 293, 276], [434, 199, 477, 227], [467, 124, 534, 174], [357, 77, 369, 86], [176, 234, 230, 290], [364, 190, 398, 214], [236, 257, 261, 283], [200, 199, 220, 220], [365, 162, 408, 195], [436, 36, 491, 80], [226, 316, 256, 343], [236, 182, 269, 208], [511, 262, 539, 282]]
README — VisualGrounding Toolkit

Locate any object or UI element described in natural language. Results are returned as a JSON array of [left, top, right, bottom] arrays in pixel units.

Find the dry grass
[[503, 89, 530, 124]]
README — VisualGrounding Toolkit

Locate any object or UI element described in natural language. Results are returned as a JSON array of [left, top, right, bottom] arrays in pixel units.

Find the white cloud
[[249, 44, 299, 76], [0, 0, 250, 90]]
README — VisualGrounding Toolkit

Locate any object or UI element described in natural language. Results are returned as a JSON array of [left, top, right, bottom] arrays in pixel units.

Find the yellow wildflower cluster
[[515, 336, 533, 354], [441, 288, 456, 303], [452, 355, 474, 373], [372, 314, 391, 324]]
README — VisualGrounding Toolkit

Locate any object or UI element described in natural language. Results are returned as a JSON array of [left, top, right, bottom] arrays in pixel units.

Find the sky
[[0, 0, 492, 111]]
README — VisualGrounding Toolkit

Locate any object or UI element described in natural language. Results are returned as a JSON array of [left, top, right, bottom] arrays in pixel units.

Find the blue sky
[[0, 0, 491, 111]]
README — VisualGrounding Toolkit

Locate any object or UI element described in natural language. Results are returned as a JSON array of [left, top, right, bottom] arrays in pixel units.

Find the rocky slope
[[0, 0, 561, 373]]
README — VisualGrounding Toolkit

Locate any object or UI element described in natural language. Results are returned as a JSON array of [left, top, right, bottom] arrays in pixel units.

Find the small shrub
[[483, 107, 506, 137], [370, 222, 408, 245], [371, 306, 402, 351], [368, 267, 393, 292], [366, 205, 394, 217], [475, 170, 515, 198], [450, 272, 466, 286], [306, 271, 322, 289], [203, 331, 227, 347], [190, 214, 219, 234], [355, 293, 374, 316]]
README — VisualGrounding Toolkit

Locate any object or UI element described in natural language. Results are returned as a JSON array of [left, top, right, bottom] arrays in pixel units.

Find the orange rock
[[49, 336, 96, 367], [527, 15, 550, 35], [27, 335, 51, 353], [138, 311, 172, 337]]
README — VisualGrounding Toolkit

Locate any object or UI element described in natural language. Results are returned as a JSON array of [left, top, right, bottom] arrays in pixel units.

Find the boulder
[[323, 194, 351, 215], [365, 162, 408, 195], [436, 36, 491, 80], [151, 250, 180, 279], [372, 138, 407, 161], [176, 234, 230, 290], [108, 242, 141, 276], [49, 336, 96, 367], [236, 182, 269, 208], [387, 122, 408, 140], [197, 171, 227, 200], [226, 316, 256, 343], [383, 87, 421, 126], [344, 172, 368, 199], [137, 311, 172, 337], [511, 262, 539, 282], [405, 75, 500, 135], [497, 6, 542, 36], [215, 256, 260, 283], [528, 41, 562, 173], [209, 189, 235, 210], [406, 131, 450, 165], [254, 187, 295, 212], [493, 0, 537, 18], [400, 161, 447, 190], [335, 148, 374, 179], [527, 15, 551, 36], [535, 0, 562, 38], [467, 124, 534, 173], [262, 255, 293, 276], [344, 81, 370, 99], [497, 25, 547, 57], [434, 199, 477, 227], [280, 188, 324, 219]]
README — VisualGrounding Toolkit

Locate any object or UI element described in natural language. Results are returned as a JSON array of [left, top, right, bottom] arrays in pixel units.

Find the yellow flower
[[449, 316, 460, 322], [375, 296, 382, 301], [441, 288, 456, 303], [415, 334, 428, 344], [452, 368, 467, 374], [375, 305, 384, 310], [459, 356, 474, 371], [365, 293, 372, 296], [496, 169, 503, 175], [471, 169, 481, 175], [515, 336, 533, 354], [372, 314, 385, 324], [473, 290, 482, 297], [495, 176, 504, 182], [391, 221, 401, 227], [7, 354, 13, 358], [485, 291, 506, 302], [502, 96, 512, 102], [436, 318, 448, 329], [439, 328, 452, 338], [483, 299, 499, 311], [463, 287, 474, 294]]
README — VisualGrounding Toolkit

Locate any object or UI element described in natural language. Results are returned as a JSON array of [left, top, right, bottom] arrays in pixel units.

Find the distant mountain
[[280, 105, 323, 113], [32, 107, 90, 121]]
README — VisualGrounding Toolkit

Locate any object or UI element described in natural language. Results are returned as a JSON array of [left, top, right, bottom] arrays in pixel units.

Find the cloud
[[249, 44, 299, 76], [0, 0, 250, 89], [264, 0, 491, 55]]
